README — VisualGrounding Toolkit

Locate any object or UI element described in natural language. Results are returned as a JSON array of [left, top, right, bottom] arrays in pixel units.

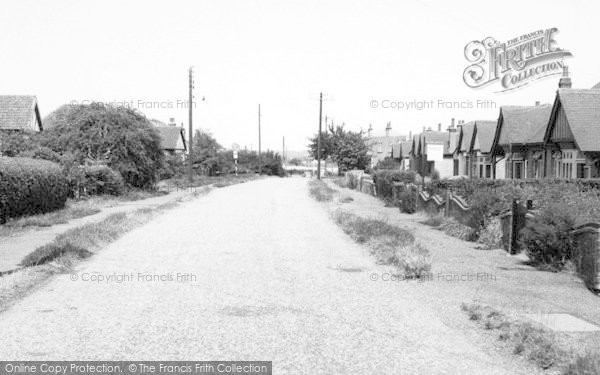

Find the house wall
[[495, 159, 506, 180], [434, 157, 454, 179]]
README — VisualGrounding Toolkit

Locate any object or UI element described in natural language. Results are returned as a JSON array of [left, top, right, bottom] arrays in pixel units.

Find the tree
[[190, 129, 225, 176], [308, 124, 371, 173], [41, 104, 164, 188]]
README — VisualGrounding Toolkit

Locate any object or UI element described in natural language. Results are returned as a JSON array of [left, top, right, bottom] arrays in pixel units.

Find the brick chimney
[[385, 122, 392, 137], [559, 65, 572, 89]]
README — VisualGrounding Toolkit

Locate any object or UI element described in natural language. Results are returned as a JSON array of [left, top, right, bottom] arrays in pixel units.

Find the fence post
[[509, 198, 519, 254], [445, 190, 451, 217]]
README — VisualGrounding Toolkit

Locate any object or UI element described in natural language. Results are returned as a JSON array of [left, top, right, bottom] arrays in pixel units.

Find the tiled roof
[[366, 135, 405, 156], [156, 126, 186, 151], [555, 89, 600, 152], [392, 141, 412, 158], [458, 122, 475, 152], [419, 131, 454, 155], [0, 96, 42, 131], [473, 121, 497, 153], [497, 104, 552, 146]]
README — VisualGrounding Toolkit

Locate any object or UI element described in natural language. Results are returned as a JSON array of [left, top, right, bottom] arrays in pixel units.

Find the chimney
[[385, 121, 392, 137], [423, 126, 426, 132], [367, 124, 373, 138], [409, 130, 412, 140], [535, 101, 540, 106], [427, 126, 432, 132], [168, 118, 176, 127], [437, 123, 442, 132], [451, 118, 455, 127], [559, 65, 572, 89]]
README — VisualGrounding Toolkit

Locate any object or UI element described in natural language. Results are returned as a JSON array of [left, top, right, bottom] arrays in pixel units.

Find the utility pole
[[258, 104, 262, 160], [317, 92, 323, 180], [187, 67, 194, 183]]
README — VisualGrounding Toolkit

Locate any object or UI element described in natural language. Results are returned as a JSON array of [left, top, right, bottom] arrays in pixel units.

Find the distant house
[[491, 103, 553, 179], [0, 96, 43, 132], [412, 122, 459, 178], [155, 126, 187, 157], [543, 88, 600, 179], [471, 120, 500, 179], [453, 121, 474, 177], [391, 141, 412, 170], [365, 122, 406, 167]]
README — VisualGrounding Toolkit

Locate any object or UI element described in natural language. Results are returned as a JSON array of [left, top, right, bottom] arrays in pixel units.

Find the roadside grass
[[333, 210, 431, 278], [160, 173, 262, 191], [309, 179, 337, 202], [421, 214, 478, 242], [461, 303, 600, 374], [332, 177, 348, 189]]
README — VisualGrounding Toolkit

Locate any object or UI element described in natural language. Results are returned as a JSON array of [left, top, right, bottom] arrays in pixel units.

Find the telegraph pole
[[282, 136, 285, 164], [187, 67, 194, 183], [258, 104, 262, 160], [317, 92, 323, 180]]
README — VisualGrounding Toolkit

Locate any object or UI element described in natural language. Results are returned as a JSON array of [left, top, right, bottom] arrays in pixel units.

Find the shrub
[[0, 157, 70, 223], [372, 170, 416, 200], [439, 218, 478, 241], [80, 165, 125, 196], [519, 203, 575, 270], [398, 190, 416, 214], [477, 217, 503, 249], [159, 154, 185, 180], [41, 104, 164, 188], [309, 179, 336, 202]]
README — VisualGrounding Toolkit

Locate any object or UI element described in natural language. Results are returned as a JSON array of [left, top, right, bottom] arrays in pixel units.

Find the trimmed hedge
[[0, 157, 70, 223], [373, 170, 416, 200]]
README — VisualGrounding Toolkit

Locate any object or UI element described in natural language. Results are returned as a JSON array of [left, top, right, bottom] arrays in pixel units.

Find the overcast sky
[[1, 0, 598, 153]]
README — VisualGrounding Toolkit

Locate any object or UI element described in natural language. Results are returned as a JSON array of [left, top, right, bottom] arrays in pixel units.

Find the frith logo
[[463, 28, 572, 92]]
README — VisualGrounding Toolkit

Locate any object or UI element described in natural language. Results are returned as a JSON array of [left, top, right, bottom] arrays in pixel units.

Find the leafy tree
[[308, 124, 371, 173], [190, 129, 224, 176], [40, 104, 164, 188]]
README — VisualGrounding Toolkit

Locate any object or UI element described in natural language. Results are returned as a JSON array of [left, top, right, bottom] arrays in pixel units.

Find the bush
[[0, 157, 70, 223], [372, 170, 416, 200], [398, 190, 416, 214], [519, 203, 575, 270], [41, 104, 164, 188], [80, 165, 125, 196], [159, 154, 185, 180]]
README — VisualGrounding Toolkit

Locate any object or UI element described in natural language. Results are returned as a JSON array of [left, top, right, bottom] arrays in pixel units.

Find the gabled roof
[[473, 121, 497, 153], [392, 141, 412, 158], [495, 104, 552, 146], [592, 82, 600, 90], [418, 130, 455, 155], [457, 122, 475, 153], [156, 126, 187, 151], [0, 95, 42, 131], [545, 89, 600, 152]]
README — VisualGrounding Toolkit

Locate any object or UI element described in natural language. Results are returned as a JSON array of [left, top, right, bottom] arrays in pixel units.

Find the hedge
[[0, 157, 70, 223], [372, 170, 416, 200]]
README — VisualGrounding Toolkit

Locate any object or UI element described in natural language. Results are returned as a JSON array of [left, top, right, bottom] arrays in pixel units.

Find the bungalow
[[491, 103, 553, 179], [543, 88, 600, 179], [155, 125, 187, 157], [391, 141, 412, 170], [0, 96, 43, 132], [412, 123, 459, 178], [453, 121, 475, 177], [471, 120, 501, 179]]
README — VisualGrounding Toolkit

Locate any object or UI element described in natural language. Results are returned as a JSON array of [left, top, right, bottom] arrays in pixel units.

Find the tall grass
[[309, 179, 337, 202], [333, 211, 430, 278]]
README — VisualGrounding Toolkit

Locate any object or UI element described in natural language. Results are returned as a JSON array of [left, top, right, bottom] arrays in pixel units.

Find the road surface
[[0, 178, 537, 374]]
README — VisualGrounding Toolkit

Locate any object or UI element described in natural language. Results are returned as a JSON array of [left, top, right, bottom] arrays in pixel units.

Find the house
[[543, 88, 600, 178], [155, 125, 187, 157], [365, 122, 407, 167], [471, 120, 501, 179], [412, 122, 459, 178], [453, 120, 474, 176], [491, 103, 553, 179], [391, 141, 412, 170], [0, 96, 43, 132]]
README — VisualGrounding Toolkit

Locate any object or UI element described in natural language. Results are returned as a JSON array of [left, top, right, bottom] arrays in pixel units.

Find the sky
[[1, 0, 598, 154]]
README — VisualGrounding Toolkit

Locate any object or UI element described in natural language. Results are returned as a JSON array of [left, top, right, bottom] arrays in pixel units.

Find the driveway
[[0, 178, 541, 374]]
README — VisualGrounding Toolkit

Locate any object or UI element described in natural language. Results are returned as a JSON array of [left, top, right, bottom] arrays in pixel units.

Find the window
[[479, 165, 483, 178], [577, 164, 586, 179], [513, 161, 523, 179], [453, 159, 459, 176], [485, 165, 491, 178]]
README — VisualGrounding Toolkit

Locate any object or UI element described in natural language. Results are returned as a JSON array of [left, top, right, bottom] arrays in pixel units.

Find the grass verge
[[309, 179, 337, 202], [333, 210, 431, 278], [461, 303, 600, 374], [0, 202, 181, 313]]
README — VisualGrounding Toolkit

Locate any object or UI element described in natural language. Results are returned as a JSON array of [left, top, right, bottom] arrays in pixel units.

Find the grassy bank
[[462, 303, 600, 374]]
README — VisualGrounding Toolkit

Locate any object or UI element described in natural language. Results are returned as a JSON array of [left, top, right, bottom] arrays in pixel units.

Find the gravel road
[[0, 178, 539, 374]]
